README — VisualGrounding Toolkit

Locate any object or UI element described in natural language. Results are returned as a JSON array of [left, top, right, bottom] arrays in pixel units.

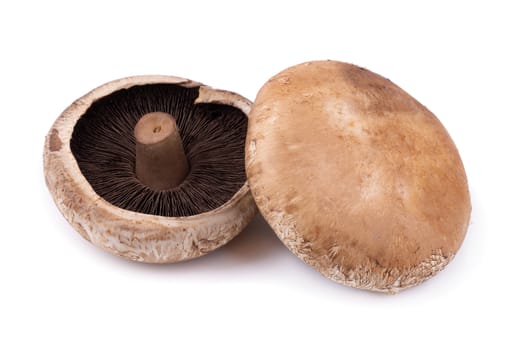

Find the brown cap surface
[[246, 61, 471, 292]]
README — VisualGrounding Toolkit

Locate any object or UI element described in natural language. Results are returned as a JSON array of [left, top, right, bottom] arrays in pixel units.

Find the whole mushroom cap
[[44, 75, 257, 263], [246, 61, 471, 293]]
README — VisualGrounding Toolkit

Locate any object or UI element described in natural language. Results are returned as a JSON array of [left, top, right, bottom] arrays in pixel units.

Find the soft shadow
[[213, 214, 288, 263], [100, 213, 290, 274]]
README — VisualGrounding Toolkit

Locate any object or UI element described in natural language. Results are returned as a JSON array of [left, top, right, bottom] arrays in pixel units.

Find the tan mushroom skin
[[44, 76, 256, 263], [246, 61, 471, 292]]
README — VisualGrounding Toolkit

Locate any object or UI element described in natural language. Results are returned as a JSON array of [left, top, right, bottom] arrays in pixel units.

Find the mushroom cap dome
[[246, 61, 471, 292], [44, 76, 256, 263]]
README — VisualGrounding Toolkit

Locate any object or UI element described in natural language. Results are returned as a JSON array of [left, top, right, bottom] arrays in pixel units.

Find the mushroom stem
[[134, 112, 189, 190]]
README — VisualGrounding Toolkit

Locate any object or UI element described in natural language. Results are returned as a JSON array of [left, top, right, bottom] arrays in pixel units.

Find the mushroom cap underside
[[44, 75, 257, 263]]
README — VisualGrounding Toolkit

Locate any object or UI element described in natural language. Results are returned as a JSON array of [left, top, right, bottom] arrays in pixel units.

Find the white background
[[1, 1, 524, 349]]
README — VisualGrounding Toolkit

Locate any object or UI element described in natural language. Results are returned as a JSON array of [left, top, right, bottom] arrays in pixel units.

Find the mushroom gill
[[70, 83, 248, 217]]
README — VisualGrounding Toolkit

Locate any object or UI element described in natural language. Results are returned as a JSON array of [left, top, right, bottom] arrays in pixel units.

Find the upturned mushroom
[[246, 60, 471, 293], [44, 75, 256, 263]]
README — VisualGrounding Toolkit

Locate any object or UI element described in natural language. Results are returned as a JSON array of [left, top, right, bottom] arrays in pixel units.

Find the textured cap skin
[[44, 76, 257, 263], [246, 61, 471, 293]]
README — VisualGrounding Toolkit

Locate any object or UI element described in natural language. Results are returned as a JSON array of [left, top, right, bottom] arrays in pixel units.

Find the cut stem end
[[134, 112, 189, 190]]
